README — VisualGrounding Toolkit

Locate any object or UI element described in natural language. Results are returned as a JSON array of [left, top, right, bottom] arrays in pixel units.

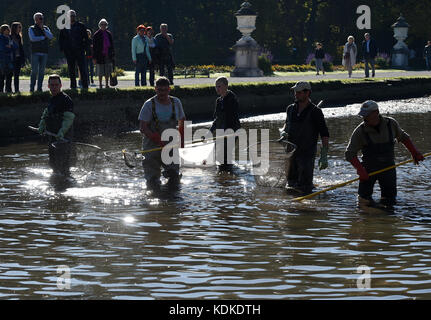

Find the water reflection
[[0, 97, 431, 299]]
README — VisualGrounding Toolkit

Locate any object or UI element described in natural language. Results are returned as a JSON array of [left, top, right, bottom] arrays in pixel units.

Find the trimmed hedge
[[1, 77, 431, 108]]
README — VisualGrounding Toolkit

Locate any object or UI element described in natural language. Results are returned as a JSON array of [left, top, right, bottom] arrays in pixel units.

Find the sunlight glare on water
[[0, 97, 431, 299]]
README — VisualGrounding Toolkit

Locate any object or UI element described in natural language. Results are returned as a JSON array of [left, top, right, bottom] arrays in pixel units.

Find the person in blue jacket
[[0, 24, 18, 93]]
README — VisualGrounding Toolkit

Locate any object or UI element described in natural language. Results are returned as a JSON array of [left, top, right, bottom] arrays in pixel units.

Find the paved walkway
[[18, 70, 431, 92]]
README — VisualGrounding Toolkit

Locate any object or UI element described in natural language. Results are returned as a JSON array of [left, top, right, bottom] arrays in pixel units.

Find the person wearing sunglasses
[[28, 12, 53, 92]]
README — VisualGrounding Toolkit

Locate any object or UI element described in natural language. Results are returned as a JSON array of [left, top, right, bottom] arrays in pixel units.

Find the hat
[[137, 24, 146, 31], [358, 100, 379, 117], [291, 81, 311, 92]]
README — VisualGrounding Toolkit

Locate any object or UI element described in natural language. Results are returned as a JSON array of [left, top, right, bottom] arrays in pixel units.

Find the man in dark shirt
[[38, 74, 75, 176], [210, 76, 241, 172], [59, 10, 89, 89], [154, 23, 174, 85], [280, 81, 330, 194], [362, 33, 377, 78]]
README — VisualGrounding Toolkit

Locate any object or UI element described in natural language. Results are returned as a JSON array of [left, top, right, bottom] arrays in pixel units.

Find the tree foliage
[[0, 0, 430, 68]]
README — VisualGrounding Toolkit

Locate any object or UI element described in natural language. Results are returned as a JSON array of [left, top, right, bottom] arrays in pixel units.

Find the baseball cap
[[291, 81, 311, 92], [358, 100, 379, 117]]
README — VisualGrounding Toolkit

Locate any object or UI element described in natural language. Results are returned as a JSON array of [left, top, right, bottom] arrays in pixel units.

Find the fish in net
[[251, 140, 297, 188]]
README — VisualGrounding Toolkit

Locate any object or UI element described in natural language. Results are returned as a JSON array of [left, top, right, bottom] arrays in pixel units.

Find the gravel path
[[17, 70, 431, 92]]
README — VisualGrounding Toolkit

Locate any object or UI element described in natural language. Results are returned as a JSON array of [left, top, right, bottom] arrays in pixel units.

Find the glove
[[402, 138, 424, 165], [149, 132, 165, 147], [56, 111, 75, 141], [350, 157, 369, 181], [38, 120, 46, 134], [56, 129, 65, 140], [179, 125, 184, 148], [278, 131, 288, 143], [318, 145, 328, 170], [38, 108, 48, 134]]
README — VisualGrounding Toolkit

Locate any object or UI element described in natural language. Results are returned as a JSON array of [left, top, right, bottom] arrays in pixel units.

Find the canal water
[[1, 97, 431, 299]]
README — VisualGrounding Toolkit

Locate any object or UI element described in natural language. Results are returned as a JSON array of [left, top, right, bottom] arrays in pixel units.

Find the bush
[[59, 64, 69, 77], [114, 67, 125, 76], [308, 59, 334, 72], [375, 53, 391, 69], [408, 57, 426, 70], [272, 64, 315, 72], [258, 54, 273, 75]]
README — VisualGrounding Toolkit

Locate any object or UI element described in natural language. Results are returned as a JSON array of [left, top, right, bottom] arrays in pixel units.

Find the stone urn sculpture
[[230, 2, 263, 77], [391, 14, 410, 68]]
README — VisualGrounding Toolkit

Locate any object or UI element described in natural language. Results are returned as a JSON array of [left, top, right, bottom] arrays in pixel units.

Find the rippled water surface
[[1, 97, 431, 299]]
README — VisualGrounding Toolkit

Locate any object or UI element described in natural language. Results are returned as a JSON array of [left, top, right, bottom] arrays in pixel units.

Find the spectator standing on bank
[[424, 41, 431, 71], [28, 12, 53, 92], [155, 23, 174, 85], [314, 42, 325, 75], [145, 26, 157, 86], [342, 36, 357, 78], [93, 19, 115, 89], [0, 24, 17, 93], [59, 10, 89, 90], [132, 25, 152, 87], [362, 33, 377, 78], [85, 29, 95, 86], [10, 22, 25, 93]]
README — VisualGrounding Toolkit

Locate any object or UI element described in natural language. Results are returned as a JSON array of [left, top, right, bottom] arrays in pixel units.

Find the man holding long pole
[[37, 74, 75, 176], [138, 77, 185, 189], [345, 100, 424, 207]]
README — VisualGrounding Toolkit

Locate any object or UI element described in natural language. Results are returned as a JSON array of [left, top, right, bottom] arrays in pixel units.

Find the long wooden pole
[[292, 152, 431, 202]]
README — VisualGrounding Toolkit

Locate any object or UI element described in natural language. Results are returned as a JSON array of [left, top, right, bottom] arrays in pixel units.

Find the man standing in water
[[210, 76, 241, 172], [37, 74, 75, 176], [279, 81, 330, 195], [138, 77, 186, 189], [345, 100, 424, 207]]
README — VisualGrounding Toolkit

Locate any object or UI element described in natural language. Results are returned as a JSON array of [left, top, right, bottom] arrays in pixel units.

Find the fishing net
[[179, 141, 216, 168], [122, 150, 144, 169], [122, 142, 217, 169], [50, 141, 106, 174], [251, 140, 297, 188], [72, 144, 106, 172]]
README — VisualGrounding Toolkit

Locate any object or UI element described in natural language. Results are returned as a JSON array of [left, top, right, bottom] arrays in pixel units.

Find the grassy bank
[[1, 76, 431, 108]]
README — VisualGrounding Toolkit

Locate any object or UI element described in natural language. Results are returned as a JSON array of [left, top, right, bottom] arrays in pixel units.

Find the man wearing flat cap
[[280, 81, 330, 195], [345, 100, 424, 207]]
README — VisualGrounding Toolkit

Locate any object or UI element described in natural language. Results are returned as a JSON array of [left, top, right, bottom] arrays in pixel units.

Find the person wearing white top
[[342, 36, 357, 78]]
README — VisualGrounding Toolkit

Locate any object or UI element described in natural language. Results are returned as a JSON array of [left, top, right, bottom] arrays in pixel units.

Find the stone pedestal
[[230, 2, 263, 77], [231, 39, 263, 77], [391, 14, 410, 68]]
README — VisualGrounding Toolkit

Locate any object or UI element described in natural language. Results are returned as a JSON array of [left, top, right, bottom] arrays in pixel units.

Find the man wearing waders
[[210, 76, 241, 172], [37, 74, 75, 176], [346, 100, 424, 207], [279, 81, 329, 195], [138, 77, 185, 189]]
